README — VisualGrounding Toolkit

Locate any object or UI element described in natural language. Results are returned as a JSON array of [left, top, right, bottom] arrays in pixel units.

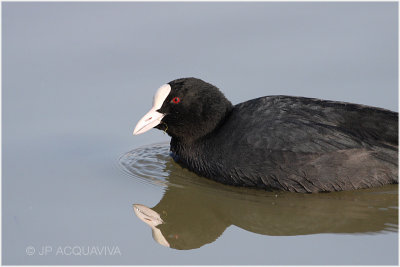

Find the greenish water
[[120, 143, 398, 251]]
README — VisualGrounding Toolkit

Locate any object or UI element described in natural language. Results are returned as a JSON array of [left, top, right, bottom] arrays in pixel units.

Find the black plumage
[[140, 77, 398, 193]]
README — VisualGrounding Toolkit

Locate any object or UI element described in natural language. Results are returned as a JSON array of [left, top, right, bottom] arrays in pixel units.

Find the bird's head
[[133, 78, 233, 141]]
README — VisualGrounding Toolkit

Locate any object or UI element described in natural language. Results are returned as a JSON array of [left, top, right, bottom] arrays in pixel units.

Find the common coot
[[133, 78, 398, 193]]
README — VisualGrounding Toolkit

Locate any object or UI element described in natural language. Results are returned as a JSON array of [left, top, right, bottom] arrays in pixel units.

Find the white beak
[[133, 84, 171, 135], [133, 108, 165, 135]]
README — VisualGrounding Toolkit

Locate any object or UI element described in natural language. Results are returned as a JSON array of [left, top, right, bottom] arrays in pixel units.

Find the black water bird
[[133, 78, 398, 193]]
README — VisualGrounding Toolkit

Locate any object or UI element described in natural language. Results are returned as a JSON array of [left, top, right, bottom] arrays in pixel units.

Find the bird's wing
[[221, 95, 398, 153]]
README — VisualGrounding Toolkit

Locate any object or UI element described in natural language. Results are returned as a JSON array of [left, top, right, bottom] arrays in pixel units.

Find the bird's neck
[[170, 137, 200, 160], [170, 137, 208, 174], [170, 105, 234, 143]]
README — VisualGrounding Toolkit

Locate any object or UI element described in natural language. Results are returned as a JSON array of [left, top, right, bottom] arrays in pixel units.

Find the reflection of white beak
[[133, 84, 171, 135], [133, 204, 170, 248], [133, 204, 163, 226]]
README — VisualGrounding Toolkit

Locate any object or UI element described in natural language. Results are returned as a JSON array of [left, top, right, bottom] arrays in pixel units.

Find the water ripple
[[119, 142, 172, 188]]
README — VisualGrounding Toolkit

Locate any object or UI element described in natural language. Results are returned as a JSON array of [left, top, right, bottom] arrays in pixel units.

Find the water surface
[[120, 143, 398, 251]]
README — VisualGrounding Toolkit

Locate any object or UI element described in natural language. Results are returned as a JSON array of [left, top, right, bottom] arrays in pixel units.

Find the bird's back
[[220, 95, 398, 152], [194, 96, 398, 192]]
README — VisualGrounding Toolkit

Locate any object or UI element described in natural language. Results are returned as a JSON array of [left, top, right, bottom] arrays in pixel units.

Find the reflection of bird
[[134, 78, 398, 192], [132, 159, 398, 250]]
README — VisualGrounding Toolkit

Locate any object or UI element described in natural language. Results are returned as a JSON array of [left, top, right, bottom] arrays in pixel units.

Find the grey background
[[2, 2, 398, 265]]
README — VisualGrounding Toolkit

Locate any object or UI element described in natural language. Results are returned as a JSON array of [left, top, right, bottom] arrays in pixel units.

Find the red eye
[[172, 97, 181, 104]]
